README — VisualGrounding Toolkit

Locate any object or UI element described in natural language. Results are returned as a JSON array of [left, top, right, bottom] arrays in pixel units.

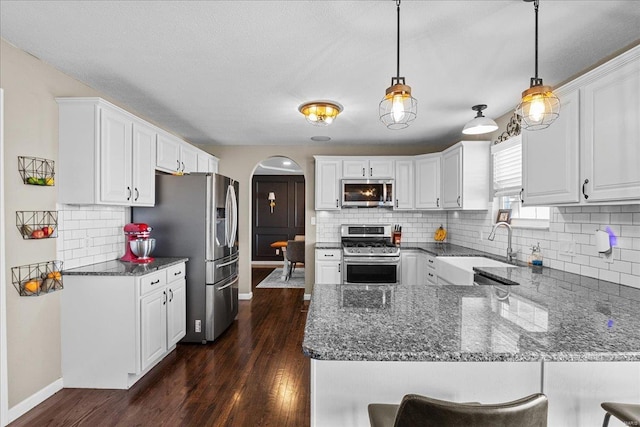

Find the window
[[491, 136, 549, 228]]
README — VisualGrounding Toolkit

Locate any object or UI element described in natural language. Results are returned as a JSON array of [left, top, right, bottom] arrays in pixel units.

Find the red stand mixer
[[121, 223, 156, 263]]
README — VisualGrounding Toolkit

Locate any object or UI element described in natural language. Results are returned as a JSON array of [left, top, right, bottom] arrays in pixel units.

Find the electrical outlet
[[276, 249, 280, 255], [195, 319, 201, 333], [559, 240, 575, 256]]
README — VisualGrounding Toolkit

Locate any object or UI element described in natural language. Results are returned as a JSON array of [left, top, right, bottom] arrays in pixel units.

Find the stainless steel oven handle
[[344, 257, 400, 264]]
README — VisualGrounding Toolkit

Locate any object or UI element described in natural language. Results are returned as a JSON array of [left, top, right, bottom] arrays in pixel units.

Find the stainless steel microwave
[[342, 179, 394, 208]]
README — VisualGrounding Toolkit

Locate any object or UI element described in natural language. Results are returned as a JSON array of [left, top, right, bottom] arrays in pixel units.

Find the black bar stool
[[601, 402, 640, 427]]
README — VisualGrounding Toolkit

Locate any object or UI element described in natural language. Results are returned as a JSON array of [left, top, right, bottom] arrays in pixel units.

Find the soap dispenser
[[528, 242, 543, 266]]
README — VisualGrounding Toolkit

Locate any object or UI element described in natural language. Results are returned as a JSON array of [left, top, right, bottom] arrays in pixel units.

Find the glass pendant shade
[[517, 0, 560, 131], [462, 104, 498, 135], [379, 80, 417, 130], [516, 83, 560, 130], [298, 101, 343, 126]]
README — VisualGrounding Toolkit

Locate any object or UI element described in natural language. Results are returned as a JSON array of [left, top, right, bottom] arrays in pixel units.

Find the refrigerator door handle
[[228, 183, 238, 249], [216, 276, 239, 291], [216, 258, 239, 268], [224, 184, 232, 247], [206, 174, 215, 260]]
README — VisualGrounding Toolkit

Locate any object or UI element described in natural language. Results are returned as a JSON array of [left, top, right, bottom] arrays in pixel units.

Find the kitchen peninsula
[[303, 246, 640, 427]]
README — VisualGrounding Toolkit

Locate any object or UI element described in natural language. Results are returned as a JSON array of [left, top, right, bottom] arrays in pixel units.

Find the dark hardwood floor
[[11, 268, 310, 427]]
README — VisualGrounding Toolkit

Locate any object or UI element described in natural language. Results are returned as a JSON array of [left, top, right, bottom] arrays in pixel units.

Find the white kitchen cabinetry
[[441, 141, 490, 210], [180, 144, 198, 174], [581, 53, 640, 202], [401, 250, 419, 285], [424, 253, 438, 285], [415, 154, 442, 209], [57, 98, 155, 206], [522, 46, 640, 205], [61, 262, 187, 389], [343, 158, 394, 178], [522, 90, 581, 205], [315, 249, 342, 285], [315, 157, 342, 210], [197, 151, 219, 173], [156, 133, 182, 173], [394, 159, 414, 210], [156, 134, 198, 174]]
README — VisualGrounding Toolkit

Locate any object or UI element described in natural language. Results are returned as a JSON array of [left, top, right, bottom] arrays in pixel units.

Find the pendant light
[[379, 0, 417, 130], [515, 0, 560, 131], [462, 104, 498, 135]]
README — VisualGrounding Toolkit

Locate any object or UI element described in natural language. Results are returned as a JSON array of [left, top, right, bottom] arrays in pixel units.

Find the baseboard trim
[[304, 293, 311, 301], [8, 377, 63, 424], [239, 292, 253, 300]]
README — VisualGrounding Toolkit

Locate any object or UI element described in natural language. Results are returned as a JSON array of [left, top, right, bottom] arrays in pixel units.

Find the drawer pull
[[428, 259, 434, 264], [151, 279, 160, 285], [324, 254, 334, 257], [174, 271, 182, 276]]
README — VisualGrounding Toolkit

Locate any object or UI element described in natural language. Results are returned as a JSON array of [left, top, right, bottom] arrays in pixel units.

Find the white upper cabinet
[[522, 89, 581, 205], [521, 46, 640, 205], [180, 144, 198, 174], [156, 133, 182, 173], [57, 98, 155, 206], [415, 153, 441, 209], [197, 152, 211, 173], [394, 159, 414, 210], [131, 122, 157, 205], [343, 158, 394, 178], [581, 53, 640, 202], [315, 157, 342, 210], [441, 141, 490, 210]]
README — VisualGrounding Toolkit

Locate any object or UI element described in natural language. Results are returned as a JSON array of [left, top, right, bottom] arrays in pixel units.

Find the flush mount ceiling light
[[298, 101, 343, 126], [515, 0, 560, 131], [379, 0, 417, 130], [462, 104, 499, 135]]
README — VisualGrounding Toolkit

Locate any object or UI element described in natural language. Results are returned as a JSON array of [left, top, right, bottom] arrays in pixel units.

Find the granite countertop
[[303, 264, 640, 362], [63, 257, 188, 277], [400, 242, 489, 257]]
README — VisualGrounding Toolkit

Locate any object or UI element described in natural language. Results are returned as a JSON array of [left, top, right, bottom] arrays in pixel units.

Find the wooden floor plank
[[10, 267, 310, 427]]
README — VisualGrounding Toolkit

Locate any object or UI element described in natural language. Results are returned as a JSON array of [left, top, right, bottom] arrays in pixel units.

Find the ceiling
[[1, 1, 638, 151]]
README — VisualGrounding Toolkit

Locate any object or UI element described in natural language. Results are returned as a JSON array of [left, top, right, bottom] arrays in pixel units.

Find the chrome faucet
[[488, 221, 518, 264]]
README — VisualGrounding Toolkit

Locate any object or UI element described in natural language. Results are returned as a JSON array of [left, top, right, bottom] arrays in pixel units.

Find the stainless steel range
[[341, 224, 400, 284]]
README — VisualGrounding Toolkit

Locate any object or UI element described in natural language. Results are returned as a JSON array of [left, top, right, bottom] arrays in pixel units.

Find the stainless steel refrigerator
[[133, 173, 239, 343]]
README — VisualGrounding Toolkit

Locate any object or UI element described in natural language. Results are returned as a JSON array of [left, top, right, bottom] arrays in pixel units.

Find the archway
[[250, 156, 305, 284]]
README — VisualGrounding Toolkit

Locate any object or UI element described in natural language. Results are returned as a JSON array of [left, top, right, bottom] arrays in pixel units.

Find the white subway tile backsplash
[[57, 204, 127, 269]]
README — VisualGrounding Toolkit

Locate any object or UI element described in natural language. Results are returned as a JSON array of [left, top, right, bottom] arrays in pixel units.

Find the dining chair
[[285, 240, 305, 280], [601, 401, 640, 427], [368, 393, 548, 427]]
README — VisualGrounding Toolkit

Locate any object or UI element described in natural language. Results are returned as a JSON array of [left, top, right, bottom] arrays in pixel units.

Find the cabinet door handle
[[181, 161, 185, 172], [338, 263, 341, 273], [127, 186, 131, 201], [176, 160, 181, 171], [582, 179, 589, 200], [436, 197, 440, 207], [395, 199, 399, 208], [134, 188, 139, 201], [457, 196, 461, 207], [336, 199, 339, 208], [168, 288, 174, 302], [163, 290, 167, 305], [370, 167, 373, 176], [520, 188, 524, 204]]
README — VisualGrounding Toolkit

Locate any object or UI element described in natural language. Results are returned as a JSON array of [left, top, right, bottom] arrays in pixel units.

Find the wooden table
[[270, 241, 289, 280]]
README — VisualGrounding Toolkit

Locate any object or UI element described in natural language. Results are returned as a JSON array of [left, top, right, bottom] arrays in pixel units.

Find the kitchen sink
[[436, 256, 517, 286]]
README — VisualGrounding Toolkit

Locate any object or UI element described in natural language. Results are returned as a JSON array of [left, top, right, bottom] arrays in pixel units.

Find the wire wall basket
[[16, 210, 58, 239], [11, 260, 64, 296], [18, 156, 55, 186]]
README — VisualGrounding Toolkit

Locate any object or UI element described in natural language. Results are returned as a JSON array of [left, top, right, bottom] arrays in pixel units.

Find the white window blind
[[491, 136, 522, 197]]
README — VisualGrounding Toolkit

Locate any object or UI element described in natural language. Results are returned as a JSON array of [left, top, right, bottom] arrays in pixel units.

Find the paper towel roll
[[595, 229, 612, 254]]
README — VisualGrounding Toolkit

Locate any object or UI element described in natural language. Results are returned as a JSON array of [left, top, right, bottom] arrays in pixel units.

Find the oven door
[[343, 256, 400, 284]]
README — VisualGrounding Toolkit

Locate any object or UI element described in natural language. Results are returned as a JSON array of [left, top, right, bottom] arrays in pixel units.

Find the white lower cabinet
[[424, 253, 438, 285], [315, 249, 342, 285], [61, 262, 187, 389], [401, 250, 419, 285]]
